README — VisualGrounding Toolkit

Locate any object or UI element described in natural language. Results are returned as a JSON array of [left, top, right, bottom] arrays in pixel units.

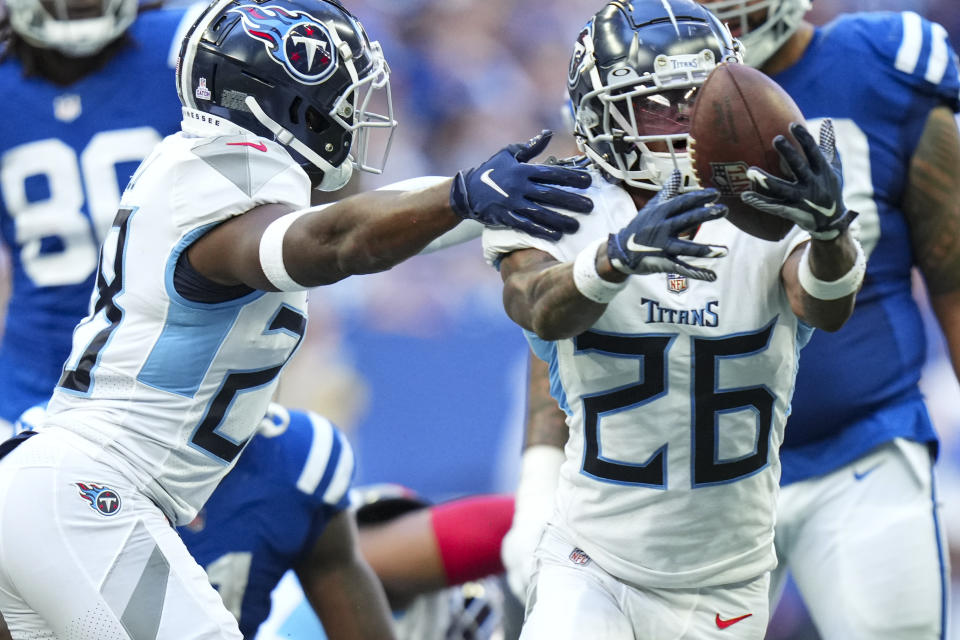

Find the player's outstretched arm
[[295, 509, 397, 640], [187, 131, 592, 291], [357, 495, 513, 610], [903, 105, 960, 381], [499, 173, 727, 340], [743, 120, 863, 331]]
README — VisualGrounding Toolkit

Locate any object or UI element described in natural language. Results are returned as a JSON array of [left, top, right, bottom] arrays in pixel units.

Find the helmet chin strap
[[244, 96, 354, 191]]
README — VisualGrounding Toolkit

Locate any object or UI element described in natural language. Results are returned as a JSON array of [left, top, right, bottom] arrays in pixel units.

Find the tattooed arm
[[903, 105, 960, 380], [523, 353, 569, 450]]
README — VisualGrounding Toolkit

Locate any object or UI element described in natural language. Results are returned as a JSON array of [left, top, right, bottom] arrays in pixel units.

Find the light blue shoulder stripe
[[137, 223, 265, 397], [524, 329, 571, 415]]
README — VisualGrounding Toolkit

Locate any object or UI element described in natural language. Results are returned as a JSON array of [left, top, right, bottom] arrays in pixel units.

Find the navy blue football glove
[[607, 170, 729, 281], [741, 119, 858, 241], [450, 130, 593, 241]]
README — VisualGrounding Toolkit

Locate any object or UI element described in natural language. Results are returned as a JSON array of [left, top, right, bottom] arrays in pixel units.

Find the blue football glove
[[741, 119, 858, 241], [607, 170, 729, 281], [450, 130, 593, 241]]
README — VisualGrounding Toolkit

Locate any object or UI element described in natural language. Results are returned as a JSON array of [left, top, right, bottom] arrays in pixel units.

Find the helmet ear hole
[[289, 97, 302, 125], [305, 106, 330, 134]]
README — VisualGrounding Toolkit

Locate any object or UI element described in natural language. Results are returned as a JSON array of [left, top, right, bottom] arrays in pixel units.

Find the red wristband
[[429, 494, 515, 586]]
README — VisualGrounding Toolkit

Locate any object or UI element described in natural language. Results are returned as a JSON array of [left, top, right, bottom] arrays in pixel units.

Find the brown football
[[689, 62, 806, 242]]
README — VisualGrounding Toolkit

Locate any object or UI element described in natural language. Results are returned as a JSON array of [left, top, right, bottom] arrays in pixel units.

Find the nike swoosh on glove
[[740, 119, 858, 241], [607, 169, 728, 281], [450, 130, 593, 240]]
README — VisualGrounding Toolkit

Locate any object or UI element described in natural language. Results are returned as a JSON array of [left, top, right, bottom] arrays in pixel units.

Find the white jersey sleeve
[[46, 133, 312, 525]]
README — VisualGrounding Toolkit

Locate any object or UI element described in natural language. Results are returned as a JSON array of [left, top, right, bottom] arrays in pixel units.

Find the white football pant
[[0, 429, 242, 640], [773, 438, 949, 639], [520, 524, 770, 640]]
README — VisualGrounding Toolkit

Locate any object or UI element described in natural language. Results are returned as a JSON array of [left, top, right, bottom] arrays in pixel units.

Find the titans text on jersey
[[483, 167, 811, 589]]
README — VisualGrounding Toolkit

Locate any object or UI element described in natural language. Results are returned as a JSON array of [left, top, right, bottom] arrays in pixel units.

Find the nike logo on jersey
[[853, 461, 885, 481], [480, 169, 509, 198], [803, 199, 837, 218], [715, 613, 753, 629], [227, 141, 268, 152]]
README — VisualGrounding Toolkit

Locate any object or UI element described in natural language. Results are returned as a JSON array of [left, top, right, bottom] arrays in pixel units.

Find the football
[[689, 62, 806, 242]]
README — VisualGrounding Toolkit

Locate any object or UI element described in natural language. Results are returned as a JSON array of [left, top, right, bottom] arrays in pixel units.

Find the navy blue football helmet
[[569, 0, 739, 191], [176, 0, 396, 190]]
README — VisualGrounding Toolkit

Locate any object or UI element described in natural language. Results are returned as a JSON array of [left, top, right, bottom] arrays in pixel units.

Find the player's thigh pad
[[521, 525, 769, 640], [0, 430, 243, 640], [519, 525, 633, 640], [777, 439, 948, 639]]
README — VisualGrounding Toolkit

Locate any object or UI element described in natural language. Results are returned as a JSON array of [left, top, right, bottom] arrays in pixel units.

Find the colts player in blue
[[0, 0, 201, 431], [695, 1, 960, 638], [177, 404, 385, 640]]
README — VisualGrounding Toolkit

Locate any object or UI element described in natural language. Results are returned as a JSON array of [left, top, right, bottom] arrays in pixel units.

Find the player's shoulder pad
[[169, 133, 310, 233], [278, 408, 356, 508], [828, 11, 960, 109]]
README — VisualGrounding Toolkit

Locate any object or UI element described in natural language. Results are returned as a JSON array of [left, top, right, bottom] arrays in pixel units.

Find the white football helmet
[[698, 0, 811, 67], [5, 0, 138, 57]]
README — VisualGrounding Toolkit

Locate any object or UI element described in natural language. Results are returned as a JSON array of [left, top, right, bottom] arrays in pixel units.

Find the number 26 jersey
[[484, 171, 810, 589]]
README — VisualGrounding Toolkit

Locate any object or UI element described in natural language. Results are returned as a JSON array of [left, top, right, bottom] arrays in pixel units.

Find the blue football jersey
[[0, 5, 200, 423], [178, 406, 356, 639], [773, 12, 960, 484]]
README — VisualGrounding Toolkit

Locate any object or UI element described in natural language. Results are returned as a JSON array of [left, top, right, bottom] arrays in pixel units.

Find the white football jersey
[[44, 119, 311, 526], [484, 168, 811, 589]]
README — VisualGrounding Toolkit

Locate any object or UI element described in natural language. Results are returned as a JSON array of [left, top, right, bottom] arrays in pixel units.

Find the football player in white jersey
[[484, 1, 864, 638], [0, 0, 596, 637]]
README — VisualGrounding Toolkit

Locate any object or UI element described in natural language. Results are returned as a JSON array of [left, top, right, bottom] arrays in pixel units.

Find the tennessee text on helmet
[[176, 0, 396, 191], [698, 0, 810, 67], [568, 0, 739, 192], [5, 0, 138, 56]]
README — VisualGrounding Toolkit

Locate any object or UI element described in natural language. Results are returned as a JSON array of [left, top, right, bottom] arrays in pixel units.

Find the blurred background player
[[179, 405, 394, 640], [0, 0, 202, 432], [487, 0, 862, 637], [692, 1, 960, 637]]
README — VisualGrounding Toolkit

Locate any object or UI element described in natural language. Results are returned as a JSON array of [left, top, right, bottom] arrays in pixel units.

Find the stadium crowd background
[[1, 1, 958, 639]]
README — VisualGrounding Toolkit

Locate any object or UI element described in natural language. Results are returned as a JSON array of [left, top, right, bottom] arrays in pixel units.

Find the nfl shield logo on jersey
[[568, 548, 591, 566], [667, 273, 688, 294], [76, 482, 122, 516]]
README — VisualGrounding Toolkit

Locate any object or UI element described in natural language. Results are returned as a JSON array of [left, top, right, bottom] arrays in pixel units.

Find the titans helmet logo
[[568, 24, 593, 89], [230, 4, 338, 85]]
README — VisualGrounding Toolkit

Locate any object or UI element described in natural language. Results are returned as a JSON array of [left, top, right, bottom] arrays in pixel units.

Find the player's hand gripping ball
[[741, 119, 858, 241], [689, 62, 805, 241], [607, 170, 729, 282]]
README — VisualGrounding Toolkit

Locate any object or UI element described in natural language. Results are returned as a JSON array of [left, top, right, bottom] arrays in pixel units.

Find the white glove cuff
[[259, 210, 311, 291], [797, 238, 866, 300], [573, 238, 628, 304]]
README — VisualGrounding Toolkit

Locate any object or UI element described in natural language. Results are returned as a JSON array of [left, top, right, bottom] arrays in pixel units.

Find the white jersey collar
[[181, 107, 258, 138]]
